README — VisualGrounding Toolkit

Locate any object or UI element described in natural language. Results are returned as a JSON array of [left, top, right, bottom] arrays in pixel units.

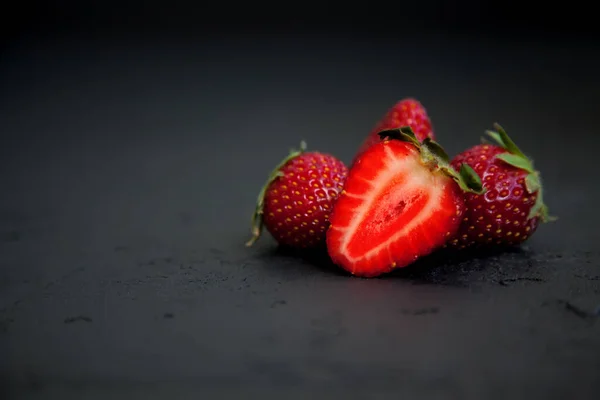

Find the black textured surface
[[1, 35, 600, 399]]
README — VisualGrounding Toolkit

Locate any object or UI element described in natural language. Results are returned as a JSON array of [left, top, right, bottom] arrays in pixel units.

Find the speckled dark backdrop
[[1, 2, 599, 399]]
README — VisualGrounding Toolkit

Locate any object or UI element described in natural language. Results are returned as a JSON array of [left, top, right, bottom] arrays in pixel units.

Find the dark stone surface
[[1, 34, 599, 399]]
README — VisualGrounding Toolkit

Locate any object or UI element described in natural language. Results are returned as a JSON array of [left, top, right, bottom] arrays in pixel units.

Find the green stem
[[378, 127, 485, 194]]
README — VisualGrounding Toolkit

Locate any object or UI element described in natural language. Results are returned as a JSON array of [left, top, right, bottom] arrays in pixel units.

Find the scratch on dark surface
[[0, 317, 14, 333], [209, 248, 224, 256], [2, 230, 21, 242], [574, 274, 600, 281], [271, 300, 287, 308], [544, 300, 598, 320], [401, 307, 440, 316], [43, 266, 86, 289], [114, 245, 129, 252], [147, 274, 169, 279], [243, 357, 303, 386], [64, 315, 92, 324], [138, 257, 175, 267], [496, 277, 545, 286], [178, 211, 193, 225], [309, 312, 346, 349]]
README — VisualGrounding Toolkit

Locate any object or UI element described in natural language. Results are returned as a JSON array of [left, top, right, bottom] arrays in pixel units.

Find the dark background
[[1, 1, 600, 399]]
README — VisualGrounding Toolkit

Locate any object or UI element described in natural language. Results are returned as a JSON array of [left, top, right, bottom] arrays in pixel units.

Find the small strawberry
[[246, 141, 348, 249], [448, 123, 555, 249], [326, 127, 483, 278], [353, 98, 435, 164]]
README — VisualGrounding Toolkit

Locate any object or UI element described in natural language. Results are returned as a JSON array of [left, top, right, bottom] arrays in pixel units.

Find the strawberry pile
[[246, 99, 554, 278]]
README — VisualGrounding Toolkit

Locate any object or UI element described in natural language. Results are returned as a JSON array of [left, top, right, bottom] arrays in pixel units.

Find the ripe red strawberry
[[353, 98, 435, 164], [246, 141, 348, 249], [448, 123, 555, 249], [326, 127, 483, 278]]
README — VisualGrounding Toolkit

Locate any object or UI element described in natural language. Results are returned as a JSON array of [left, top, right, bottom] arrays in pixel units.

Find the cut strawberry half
[[326, 127, 484, 278]]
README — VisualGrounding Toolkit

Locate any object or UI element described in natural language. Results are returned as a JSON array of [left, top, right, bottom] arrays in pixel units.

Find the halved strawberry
[[326, 127, 483, 278]]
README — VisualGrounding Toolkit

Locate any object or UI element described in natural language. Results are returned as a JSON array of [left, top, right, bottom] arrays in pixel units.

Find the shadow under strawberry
[[389, 246, 534, 286], [257, 241, 534, 285], [256, 245, 349, 277]]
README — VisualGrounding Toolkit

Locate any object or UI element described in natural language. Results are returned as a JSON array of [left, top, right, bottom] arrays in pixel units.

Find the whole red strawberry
[[448, 123, 555, 249], [246, 141, 348, 249], [353, 98, 435, 164], [327, 127, 483, 278]]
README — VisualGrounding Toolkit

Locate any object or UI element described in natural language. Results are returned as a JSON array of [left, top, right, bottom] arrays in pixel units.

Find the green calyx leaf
[[485, 122, 556, 224], [377, 127, 421, 148], [484, 123, 527, 158], [419, 138, 484, 194], [525, 172, 557, 223], [377, 126, 484, 194], [437, 161, 484, 194], [495, 153, 535, 174], [482, 130, 504, 147], [525, 173, 540, 193], [245, 141, 307, 247], [422, 138, 451, 164], [458, 163, 484, 193]]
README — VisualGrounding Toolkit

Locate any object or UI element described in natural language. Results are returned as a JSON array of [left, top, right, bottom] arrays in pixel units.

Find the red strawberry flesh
[[327, 130, 481, 278]]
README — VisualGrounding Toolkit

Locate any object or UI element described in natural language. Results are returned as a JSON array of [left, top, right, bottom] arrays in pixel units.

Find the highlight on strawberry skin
[[326, 126, 484, 278], [448, 123, 556, 250], [245, 141, 348, 250]]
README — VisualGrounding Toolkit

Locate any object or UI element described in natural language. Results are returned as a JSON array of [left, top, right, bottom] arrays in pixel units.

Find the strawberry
[[448, 123, 555, 249], [326, 127, 483, 278], [246, 141, 348, 249], [353, 98, 435, 164]]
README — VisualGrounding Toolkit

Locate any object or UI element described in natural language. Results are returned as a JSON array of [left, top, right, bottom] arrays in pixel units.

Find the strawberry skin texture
[[449, 144, 539, 247], [261, 152, 348, 248], [327, 140, 465, 278], [354, 98, 434, 163]]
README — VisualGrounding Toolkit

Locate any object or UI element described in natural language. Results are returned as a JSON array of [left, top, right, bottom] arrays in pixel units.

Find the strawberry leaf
[[383, 129, 484, 194], [525, 174, 540, 194], [496, 153, 534, 173], [484, 130, 506, 147], [486, 123, 528, 159], [412, 136, 485, 194], [377, 127, 421, 147], [399, 126, 419, 141], [441, 164, 485, 194], [485, 122, 556, 224], [459, 163, 483, 192], [422, 138, 451, 164], [528, 190, 556, 222]]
